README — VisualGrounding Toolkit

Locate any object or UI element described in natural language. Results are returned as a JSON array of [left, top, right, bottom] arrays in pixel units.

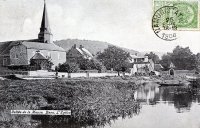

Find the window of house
[[134, 59, 137, 62], [15, 54, 19, 59], [3, 58, 7, 66]]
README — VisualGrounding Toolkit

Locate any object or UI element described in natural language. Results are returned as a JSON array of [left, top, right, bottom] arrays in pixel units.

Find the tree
[[58, 62, 79, 73], [170, 46, 196, 70], [145, 52, 160, 63], [75, 57, 106, 72], [160, 53, 172, 70], [195, 53, 200, 72], [88, 59, 106, 72], [160, 46, 196, 70], [97, 45, 130, 76]]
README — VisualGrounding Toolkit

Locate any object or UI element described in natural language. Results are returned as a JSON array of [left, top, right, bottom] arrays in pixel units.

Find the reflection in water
[[2, 82, 200, 128], [134, 82, 200, 113]]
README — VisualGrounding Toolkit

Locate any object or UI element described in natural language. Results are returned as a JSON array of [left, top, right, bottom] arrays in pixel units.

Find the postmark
[[152, 6, 179, 41], [152, 0, 199, 41]]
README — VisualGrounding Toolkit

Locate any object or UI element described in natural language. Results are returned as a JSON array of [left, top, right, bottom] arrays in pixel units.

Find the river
[[1, 81, 200, 128], [104, 82, 200, 128]]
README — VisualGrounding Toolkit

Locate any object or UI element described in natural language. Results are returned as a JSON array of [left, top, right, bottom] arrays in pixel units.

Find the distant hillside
[[140, 51, 166, 59], [54, 39, 139, 55]]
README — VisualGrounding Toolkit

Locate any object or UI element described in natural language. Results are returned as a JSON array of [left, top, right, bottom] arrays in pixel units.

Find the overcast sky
[[0, 0, 200, 54]]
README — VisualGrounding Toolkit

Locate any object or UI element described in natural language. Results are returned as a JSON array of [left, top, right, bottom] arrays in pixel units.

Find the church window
[[58, 53, 60, 60]]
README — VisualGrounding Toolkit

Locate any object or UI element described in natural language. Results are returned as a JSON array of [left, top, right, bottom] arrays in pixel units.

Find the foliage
[[160, 46, 196, 70], [30, 57, 53, 71], [160, 53, 172, 70], [58, 62, 79, 73], [170, 46, 196, 70], [96, 45, 130, 75], [0, 79, 140, 128], [195, 53, 200, 72], [145, 52, 160, 63], [68, 57, 106, 72]]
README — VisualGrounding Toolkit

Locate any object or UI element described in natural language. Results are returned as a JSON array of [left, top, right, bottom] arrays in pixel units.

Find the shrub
[[58, 62, 79, 73]]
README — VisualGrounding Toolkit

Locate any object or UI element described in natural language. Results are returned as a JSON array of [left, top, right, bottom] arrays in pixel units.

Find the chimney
[[79, 45, 84, 49], [73, 44, 76, 49], [144, 56, 148, 62]]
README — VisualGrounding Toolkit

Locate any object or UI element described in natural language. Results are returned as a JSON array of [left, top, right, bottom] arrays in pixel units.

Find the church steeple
[[38, 0, 53, 43]]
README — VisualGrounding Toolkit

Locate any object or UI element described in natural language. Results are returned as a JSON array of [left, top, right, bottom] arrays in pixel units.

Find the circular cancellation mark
[[152, 6, 179, 41]]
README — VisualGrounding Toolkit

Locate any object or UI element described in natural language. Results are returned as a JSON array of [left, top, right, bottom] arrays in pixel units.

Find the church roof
[[22, 41, 65, 52], [39, 1, 51, 35], [0, 41, 21, 56], [31, 51, 47, 60], [0, 40, 66, 56]]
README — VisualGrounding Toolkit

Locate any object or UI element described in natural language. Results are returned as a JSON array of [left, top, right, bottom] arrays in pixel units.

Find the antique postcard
[[0, 0, 200, 128]]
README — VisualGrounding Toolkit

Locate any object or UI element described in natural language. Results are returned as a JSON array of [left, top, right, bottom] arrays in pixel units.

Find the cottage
[[0, 1, 66, 70], [66, 44, 93, 62], [130, 54, 154, 75]]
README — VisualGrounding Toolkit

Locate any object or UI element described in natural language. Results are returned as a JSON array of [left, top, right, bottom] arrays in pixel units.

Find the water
[[104, 83, 200, 128], [2, 82, 200, 128]]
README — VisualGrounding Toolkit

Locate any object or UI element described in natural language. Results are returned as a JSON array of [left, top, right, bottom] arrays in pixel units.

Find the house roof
[[130, 54, 146, 59], [81, 48, 93, 58], [31, 52, 47, 60], [154, 64, 164, 70], [75, 47, 93, 58]]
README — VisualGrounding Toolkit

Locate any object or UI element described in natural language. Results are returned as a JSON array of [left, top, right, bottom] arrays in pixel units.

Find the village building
[[154, 64, 164, 71], [169, 62, 175, 75], [0, 2, 66, 70], [66, 44, 93, 62], [129, 54, 154, 75]]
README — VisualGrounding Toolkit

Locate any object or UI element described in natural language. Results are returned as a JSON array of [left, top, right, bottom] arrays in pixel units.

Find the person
[[55, 66, 58, 79]]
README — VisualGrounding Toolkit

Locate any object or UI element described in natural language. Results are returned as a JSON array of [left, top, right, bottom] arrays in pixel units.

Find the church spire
[[38, 0, 53, 43]]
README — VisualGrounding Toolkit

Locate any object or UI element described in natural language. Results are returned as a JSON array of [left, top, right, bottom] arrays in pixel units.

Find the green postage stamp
[[153, 0, 199, 30], [152, 0, 199, 41]]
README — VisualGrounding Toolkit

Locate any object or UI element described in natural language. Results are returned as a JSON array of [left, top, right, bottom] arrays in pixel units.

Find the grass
[[0, 77, 141, 128]]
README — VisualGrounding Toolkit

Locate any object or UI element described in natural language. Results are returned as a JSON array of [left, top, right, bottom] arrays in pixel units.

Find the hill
[[54, 39, 139, 55]]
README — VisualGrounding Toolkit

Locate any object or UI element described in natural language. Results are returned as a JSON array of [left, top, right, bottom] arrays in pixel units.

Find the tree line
[[57, 45, 200, 74]]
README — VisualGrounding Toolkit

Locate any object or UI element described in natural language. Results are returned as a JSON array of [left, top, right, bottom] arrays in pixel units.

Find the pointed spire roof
[[40, 0, 51, 34]]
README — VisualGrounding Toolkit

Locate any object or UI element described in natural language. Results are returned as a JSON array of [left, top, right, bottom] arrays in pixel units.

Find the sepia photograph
[[0, 0, 200, 128]]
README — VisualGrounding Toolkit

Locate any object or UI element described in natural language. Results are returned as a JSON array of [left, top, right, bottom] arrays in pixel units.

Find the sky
[[0, 0, 200, 54]]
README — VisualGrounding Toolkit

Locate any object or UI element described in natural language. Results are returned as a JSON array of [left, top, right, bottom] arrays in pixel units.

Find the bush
[[77, 57, 106, 72], [58, 62, 79, 73]]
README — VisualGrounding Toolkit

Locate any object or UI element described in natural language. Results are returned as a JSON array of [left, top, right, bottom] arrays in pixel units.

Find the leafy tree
[[195, 53, 200, 72], [76, 57, 106, 72], [88, 59, 106, 72], [160, 46, 196, 70], [145, 52, 160, 63], [97, 45, 130, 76], [160, 53, 172, 70], [76, 57, 90, 70], [170, 46, 196, 70], [58, 62, 79, 73]]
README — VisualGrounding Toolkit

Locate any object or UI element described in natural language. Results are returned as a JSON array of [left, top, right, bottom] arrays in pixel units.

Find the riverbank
[[0, 77, 143, 128]]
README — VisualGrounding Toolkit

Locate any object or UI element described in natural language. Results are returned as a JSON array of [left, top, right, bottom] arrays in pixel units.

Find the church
[[0, 1, 66, 70]]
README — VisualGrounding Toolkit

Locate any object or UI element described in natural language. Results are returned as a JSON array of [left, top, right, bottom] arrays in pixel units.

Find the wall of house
[[10, 45, 28, 66], [66, 48, 82, 59], [27, 49, 66, 69], [0, 56, 3, 66]]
